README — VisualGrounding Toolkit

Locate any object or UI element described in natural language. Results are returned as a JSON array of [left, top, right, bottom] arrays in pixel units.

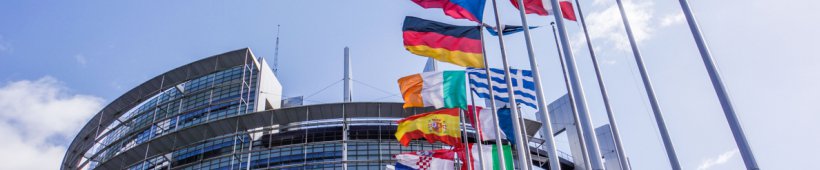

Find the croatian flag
[[395, 150, 457, 170]]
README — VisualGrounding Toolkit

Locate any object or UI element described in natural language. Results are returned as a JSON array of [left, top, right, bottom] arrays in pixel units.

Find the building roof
[[62, 48, 256, 169]]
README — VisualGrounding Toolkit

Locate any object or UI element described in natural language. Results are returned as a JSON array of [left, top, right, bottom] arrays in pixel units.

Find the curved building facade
[[63, 48, 574, 170]]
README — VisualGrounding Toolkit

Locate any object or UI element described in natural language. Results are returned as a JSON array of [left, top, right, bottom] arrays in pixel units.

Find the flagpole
[[469, 90, 487, 170], [614, 0, 681, 169], [490, 0, 531, 169], [547, 0, 606, 169], [473, 30, 490, 170], [514, 105, 534, 167], [550, 22, 593, 169], [460, 109, 474, 170], [511, 1, 564, 169], [677, 1, 759, 169], [479, 18, 509, 170], [573, 0, 630, 169]]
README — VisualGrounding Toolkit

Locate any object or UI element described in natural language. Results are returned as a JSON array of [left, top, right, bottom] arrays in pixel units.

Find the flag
[[395, 149, 457, 170], [403, 16, 484, 68], [398, 70, 467, 109], [465, 106, 499, 141], [497, 107, 517, 144], [484, 25, 540, 36], [410, 0, 486, 22], [466, 68, 538, 109], [510, 0, 577, 21], [395, 108, 464, 147], [458, 143, 514, 170]]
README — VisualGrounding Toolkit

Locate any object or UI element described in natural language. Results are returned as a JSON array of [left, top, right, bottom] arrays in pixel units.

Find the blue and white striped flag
[[466, 68, 538, 109]]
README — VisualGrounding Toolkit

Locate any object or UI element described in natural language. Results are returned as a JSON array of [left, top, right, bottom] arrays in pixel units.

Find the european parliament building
[[62, 48, 575, 170]]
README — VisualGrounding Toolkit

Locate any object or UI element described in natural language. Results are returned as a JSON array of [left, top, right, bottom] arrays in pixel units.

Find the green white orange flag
[[397, 71, 467, 109]]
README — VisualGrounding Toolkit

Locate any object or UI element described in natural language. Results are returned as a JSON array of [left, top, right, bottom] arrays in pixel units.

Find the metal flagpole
[[478, 26, 509, 170], [460, 109, 474, 170], [550, 22, 593, 169], [469, 90, 487, 170], [547, 0, 606, 169], [573, 0, 630, 169], [511, 0, 564, 169], [677, 1, 758, 169], [473, 30, 490, 170], [515, 104, 534, 168], [489, 0, 531, 169], [614, 0, 681, 169]]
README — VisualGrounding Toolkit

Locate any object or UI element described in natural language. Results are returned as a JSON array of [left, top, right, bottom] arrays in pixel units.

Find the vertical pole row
[[677, 0, 758, 169], [614, 0, 681, 169]]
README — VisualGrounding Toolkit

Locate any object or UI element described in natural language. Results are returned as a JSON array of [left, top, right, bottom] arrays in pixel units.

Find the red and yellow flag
[[403, 16, 484, 68], [395, 108, 463, 148]]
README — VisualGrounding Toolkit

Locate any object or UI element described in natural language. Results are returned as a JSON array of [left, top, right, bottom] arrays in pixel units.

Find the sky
[[0, 0, 817, 169]]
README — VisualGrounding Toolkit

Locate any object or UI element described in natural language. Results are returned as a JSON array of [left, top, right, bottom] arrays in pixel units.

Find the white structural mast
[[423, 58, 438, 72], [344, 47, 352, 102]]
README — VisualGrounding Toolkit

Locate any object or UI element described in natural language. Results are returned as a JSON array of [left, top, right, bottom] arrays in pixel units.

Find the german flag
[[403, 16, 484, 68], [395, 108, 463, 148]]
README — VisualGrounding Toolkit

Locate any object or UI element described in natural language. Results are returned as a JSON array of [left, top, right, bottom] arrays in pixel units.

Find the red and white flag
[[465, 106, 503, 141], [510, 0, 577, 21], [394, 150, 456, 170]]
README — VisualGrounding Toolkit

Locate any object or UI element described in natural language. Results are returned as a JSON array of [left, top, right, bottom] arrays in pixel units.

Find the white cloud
[[0, 77, 103, 169], [660, 12, 686, 27], [0, 35, 10, 53], [75, 54, 88, 66], [585, 0, 655, 51], [697, 149, 739, 170]]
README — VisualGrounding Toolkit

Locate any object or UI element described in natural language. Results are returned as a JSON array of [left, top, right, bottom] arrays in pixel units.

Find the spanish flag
[[403, 16, 484, 68], [395, 108, 463, 148]]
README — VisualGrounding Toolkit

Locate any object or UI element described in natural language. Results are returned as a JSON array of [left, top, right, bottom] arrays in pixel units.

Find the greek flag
[[466, 68, 538, 109]]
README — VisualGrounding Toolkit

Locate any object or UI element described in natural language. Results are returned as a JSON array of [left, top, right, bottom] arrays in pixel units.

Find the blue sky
[[0, 0, 817, 169]]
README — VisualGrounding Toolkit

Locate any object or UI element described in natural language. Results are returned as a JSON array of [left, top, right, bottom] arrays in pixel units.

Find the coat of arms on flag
[[395, 108, 463, 147]]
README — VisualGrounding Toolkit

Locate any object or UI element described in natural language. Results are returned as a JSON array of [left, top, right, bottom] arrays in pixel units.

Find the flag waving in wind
[[483, 25, 541, 36], [395, 150, 457, 170], [466, 68, 538, 109], [410, 0, 486, 22], [398, 70, 467, 109], [395, 108, 464, 147], [510, 0, 577, 21], [458, 143, 514, 170], [403, 16, 484, 68]]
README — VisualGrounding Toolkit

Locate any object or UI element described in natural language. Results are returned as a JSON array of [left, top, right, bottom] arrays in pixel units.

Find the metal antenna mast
[[274, 25, 281, 76]]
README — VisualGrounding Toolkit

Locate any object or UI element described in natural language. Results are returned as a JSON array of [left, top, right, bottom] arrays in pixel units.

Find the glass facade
[[65, 49, 571, 170], [126, 121, 456, 170], [76, 60, 262, 170]]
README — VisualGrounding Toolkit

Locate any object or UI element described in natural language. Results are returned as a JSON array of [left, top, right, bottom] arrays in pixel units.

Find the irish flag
[[398, 71, 467, 109]]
